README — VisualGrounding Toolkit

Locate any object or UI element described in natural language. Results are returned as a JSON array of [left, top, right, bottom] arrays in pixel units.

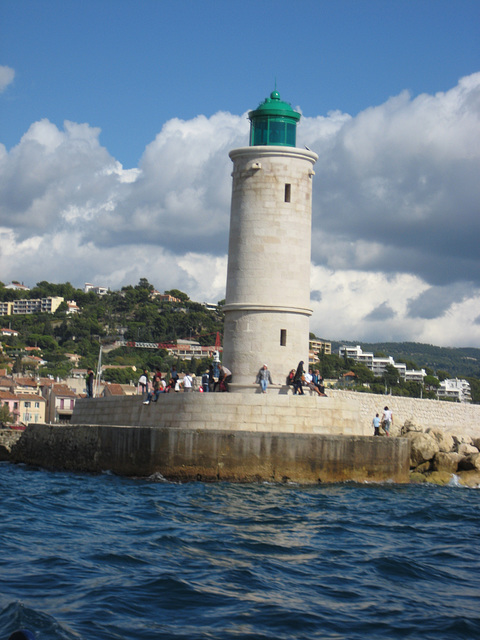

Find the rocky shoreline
[[1, 424, 479, 486], [387, 420, 480, 487]]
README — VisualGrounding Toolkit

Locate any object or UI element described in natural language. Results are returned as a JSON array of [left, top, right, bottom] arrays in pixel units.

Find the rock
[[426, 471, 455, 486], [409, 471, 427, 483], [389, 423, 402, 438], [457, 443, 479, 456], [406, 431, 440, 467], [456, 470, 480, 487], [415, 461, 431, 473], [458, 453, 480, 471], [402, 420, 423, 434], [473, 437, 480, 450], [431, 452, 462, 473], [426, 428, 455, 453], [0, 429, 22, 461], [453, 434, 473, 449]]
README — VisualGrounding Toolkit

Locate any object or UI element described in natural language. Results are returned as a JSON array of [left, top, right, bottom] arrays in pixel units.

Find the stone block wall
[[327, 389, 480, 438], [71, 393, 369, 436]]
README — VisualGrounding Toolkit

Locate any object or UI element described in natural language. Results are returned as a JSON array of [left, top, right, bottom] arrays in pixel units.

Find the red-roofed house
[[41, 383, 78, 423]]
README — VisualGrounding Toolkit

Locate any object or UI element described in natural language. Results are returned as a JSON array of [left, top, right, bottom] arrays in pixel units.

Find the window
[[284, 184, 291, 203], [24, 401, 31, 408], [35, 402, 40, 408], [280, 329, 287, 346]]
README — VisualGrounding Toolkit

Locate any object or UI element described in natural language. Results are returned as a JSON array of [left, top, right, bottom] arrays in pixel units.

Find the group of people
[[140, 364, 233, 402], [256, 361, 327, 396], [372, 406, 393, 436], [200, 364, 232, 392], [285, 361, 326, 396], [140, 367, 194, 404], [139, 360, 331, 397]]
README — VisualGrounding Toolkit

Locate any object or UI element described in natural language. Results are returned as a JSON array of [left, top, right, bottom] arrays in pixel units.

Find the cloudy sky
[[1, 0, 479, 348]]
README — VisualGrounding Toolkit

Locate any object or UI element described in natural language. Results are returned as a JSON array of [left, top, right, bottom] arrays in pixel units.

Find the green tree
[[103, 367, 136, 384], [436, 370, 450, 381], [382, 364, 400, 388], [424, 375, 440, 389], [0, 404, 13, 425]]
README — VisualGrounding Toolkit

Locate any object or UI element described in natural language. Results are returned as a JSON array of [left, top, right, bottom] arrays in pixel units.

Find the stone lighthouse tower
[[222, 91, 318, 390]]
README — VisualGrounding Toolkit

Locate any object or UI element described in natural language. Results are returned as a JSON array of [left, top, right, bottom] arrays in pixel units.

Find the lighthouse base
[[9, 395, 411, 484]]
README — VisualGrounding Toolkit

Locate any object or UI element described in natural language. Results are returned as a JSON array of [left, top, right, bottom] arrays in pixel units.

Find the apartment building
[[0, 296, 64, 316], [339, 345, 426, 382], [309, 339, 332, 356], [437, 378, 472, 403]]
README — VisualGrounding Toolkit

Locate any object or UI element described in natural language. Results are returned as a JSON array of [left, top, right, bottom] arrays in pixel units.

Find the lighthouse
[[222, 91, 318, 390]]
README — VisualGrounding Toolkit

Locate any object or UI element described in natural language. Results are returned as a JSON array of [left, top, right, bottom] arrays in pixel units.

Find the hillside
[[1, 279, 479, 387], [330, 341, 480, 379]]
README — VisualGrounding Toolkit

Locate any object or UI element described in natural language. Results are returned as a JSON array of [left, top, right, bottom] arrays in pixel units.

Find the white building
[[437, 378, 471, 403], [84, 283, 108, 295], [339, 345, 426, 382]]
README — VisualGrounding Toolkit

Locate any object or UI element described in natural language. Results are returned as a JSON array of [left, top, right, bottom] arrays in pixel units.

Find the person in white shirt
[[382, 406, 393, 436], [183, 373, 193, 392]]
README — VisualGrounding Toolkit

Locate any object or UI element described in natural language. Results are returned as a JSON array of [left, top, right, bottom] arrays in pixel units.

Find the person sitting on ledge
[[143, 370, 163, 404], [304, 369, 323, 396], [286, 369, 295, 387], [256, 364, 273, 393], [313, 370, 327, 396]]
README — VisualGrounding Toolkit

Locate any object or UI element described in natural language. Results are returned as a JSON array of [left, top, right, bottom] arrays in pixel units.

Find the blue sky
[[3, 0, 479, 167], [1, 0, 480, 348]]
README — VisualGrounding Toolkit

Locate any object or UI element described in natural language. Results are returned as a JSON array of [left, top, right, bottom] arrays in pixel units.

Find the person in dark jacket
[[293, 361, 305, 395]]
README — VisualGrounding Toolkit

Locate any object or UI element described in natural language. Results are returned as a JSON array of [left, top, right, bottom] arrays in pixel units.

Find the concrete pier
[[9, 394, 411, 483]]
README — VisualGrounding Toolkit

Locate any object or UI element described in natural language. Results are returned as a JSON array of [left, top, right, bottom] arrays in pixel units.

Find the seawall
[[7, 392, 412, 483], [326, 389, 480, 438], [11, 424, 410, 483]]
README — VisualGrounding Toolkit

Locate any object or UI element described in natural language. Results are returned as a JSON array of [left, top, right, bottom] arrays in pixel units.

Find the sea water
[[0, 462, 479, 640]]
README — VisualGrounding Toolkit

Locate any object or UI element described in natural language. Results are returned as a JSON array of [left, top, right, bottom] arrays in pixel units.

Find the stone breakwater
[[0, 429, 21, 461], [2, 388, 480, 485], [396, 420, 480, 487]]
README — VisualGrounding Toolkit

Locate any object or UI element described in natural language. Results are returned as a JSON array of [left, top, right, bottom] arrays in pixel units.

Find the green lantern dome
[[248, 90, 301, 147]]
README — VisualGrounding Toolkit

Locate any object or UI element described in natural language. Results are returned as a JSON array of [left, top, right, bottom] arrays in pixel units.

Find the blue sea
[[1, 463, 479, 640]]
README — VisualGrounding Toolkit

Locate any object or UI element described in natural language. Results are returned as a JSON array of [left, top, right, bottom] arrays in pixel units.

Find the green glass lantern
[[248, 90, 301, 147]]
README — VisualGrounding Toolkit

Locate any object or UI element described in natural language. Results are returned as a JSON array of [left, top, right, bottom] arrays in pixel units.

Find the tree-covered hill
[[0, 279, 224, 377], [330, 341, 480, 379]]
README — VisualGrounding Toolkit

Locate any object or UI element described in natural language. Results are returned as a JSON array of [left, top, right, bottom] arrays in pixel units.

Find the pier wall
[[70, 393, 369, 436], [326, 390, 480, 438], [11, 423, 410, 483]]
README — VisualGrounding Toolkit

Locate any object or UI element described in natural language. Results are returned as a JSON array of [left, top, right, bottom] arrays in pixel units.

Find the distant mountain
[[329, 341, 480, 379]]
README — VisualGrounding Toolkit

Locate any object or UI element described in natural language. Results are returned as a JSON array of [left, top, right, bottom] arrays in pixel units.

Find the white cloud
[[0, 74, 479, 347], [0, 66, 15, 93]]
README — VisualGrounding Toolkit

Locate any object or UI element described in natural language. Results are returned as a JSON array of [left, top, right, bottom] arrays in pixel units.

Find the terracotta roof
[[52, 384, 77, 397], [104, 383, 125, 396], [0, 390, 17, 400], [17, 394, 46, 402], [14, 377, 38, 387]]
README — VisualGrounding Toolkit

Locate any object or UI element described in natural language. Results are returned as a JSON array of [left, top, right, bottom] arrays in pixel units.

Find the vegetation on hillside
[[1, 280, 479, 401], [0, 280, 224, 378]]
